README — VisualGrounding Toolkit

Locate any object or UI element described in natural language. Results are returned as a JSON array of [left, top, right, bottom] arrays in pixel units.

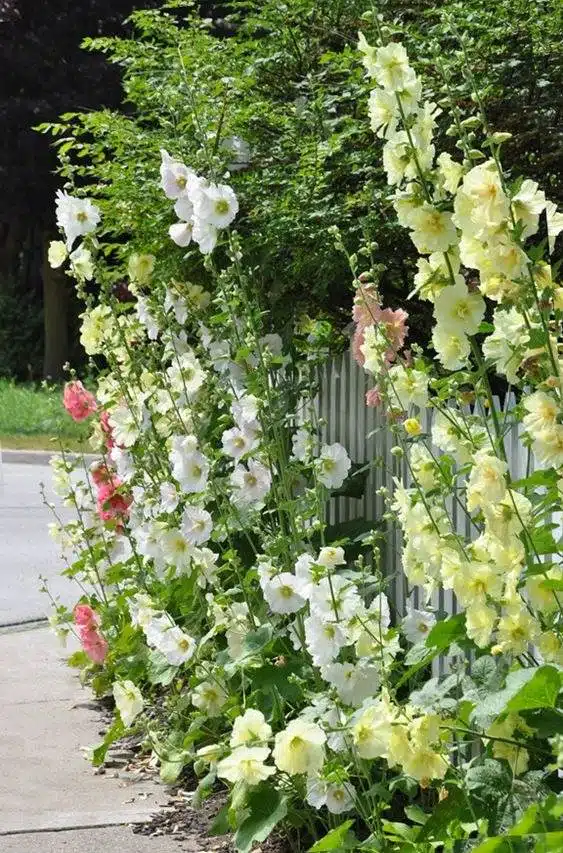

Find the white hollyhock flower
[[181, 506, 213, 545], [401, 607, 436, 644], [159, 626, 196, 665], [309, 576, 362, 622], [523, 391, 559, 436], [436, 152, 464, 195], [546, 200, 563, 254], [482, 306, 529, 384], [262, 572, 306, 614], [368, 88, 399, 138], [169, 221, 193, 247], [231, 394, 260, 435], [113, 680, 143, 728], [291, 427, 312, 462], [159, 149, 200, 199], [192, 680, 227, 717], [351, 697, 397, 759], [433, 280, 485, 336], [174, 195, 194, 222], [317, 545, 346, 568], [217, 746, 275, 786], [55, 190, 101, 249], [173, 449, 210, 494], [159, 482, 179, 514], [230, 709, 272, 747], [192, 218, 218, 254], [161, 528, 192, 573], [307, 775, 356, 814], [108, 403, 139, 448], [321, 662, 381, 707], [136, 298, 159, 340], [373, 42, 415, 91], [192, 547, 219, 588], [194, 182, 239, 229], [315, 443, 351, 489], [294, 552, 315, 594], [48, 240, 68, 269], [467, 450, 508, 512], [304, 615, 348, 666], [511, 179, 546, 238], [408, 205, 458, 254], [230, 459, 271, 506], [368, 593, 391, 631], [221, 426, 258, 459], [273, 719, 326, 776], [144, 614, 174, 647], [432, 324, 471, 371], [387, 364, 429, 411], [167, 352, 205, 396]]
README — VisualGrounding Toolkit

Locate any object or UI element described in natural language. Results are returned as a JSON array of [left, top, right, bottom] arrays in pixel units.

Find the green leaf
[[426, 613, 466, 650], [234, 785, 287, 853], [308, 820, 357, 851], [92, 718, 125, 767], [511, 469, 559, 490], [243, 625, 273, 656], [418, 787, 473, 841], [529, 528, 558, 556], [506, 666, 561, 713], [471, 668, 536, 728], [147, 649, 178, 686], [209, 804, 231, 836], [67, 650, 90, 668]]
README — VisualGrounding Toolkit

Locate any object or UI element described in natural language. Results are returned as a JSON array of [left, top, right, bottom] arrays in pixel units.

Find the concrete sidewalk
[[0, 625, 183, 852]]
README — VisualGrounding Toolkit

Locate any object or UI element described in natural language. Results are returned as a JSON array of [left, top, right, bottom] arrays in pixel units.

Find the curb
[[0, 449, 97, 466]]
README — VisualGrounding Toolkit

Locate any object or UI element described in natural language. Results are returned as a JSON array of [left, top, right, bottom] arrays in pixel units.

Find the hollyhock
[[74, 604, 99, 631], [352, 294, 408, 368], [81, 628, 109, 664], [63, 381, 97, 422], [96, 479, 132, 524]]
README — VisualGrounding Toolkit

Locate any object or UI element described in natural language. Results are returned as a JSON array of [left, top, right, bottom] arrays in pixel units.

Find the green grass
[[0, 379, 92, 450]]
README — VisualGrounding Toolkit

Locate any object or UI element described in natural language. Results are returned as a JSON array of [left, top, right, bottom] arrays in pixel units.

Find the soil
[[132, 788, 290, 853], [94, 699, 290, 853]]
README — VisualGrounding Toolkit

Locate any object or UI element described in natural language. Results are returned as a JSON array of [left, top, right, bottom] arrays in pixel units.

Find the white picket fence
[[315, 349, 558, 664]]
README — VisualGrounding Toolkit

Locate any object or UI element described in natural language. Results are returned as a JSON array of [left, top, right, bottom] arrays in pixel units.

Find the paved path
[[0, 625, 182, 851], [0, 457, 184, 851], [0, 461, 76, 625]]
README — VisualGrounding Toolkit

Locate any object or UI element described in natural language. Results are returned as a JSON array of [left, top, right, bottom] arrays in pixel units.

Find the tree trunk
[[42, 235, 69, 380]]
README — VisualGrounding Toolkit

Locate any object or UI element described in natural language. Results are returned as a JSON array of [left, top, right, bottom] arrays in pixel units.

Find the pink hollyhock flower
[[74, 603, 99, 631], [80, 627, 109, 664], [352, 284, 381, 328], [99, 410, 115, 450], [96, 478, 132, 525], [63, 381, 97, 421], [90, 461, 115, 488], [352, 286, 409, 369], [366, 387, 383, 407]]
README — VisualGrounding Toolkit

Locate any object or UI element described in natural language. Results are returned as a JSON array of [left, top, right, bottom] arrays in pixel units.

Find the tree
[[0, 0, 162, 378]]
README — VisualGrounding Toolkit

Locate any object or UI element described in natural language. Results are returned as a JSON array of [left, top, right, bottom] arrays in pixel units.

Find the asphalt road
[[0, 462, 75, 625]]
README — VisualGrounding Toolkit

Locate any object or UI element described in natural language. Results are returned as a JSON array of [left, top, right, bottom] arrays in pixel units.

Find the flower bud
[[390, 445, 404, 458], [490, 131, 512, 144]]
